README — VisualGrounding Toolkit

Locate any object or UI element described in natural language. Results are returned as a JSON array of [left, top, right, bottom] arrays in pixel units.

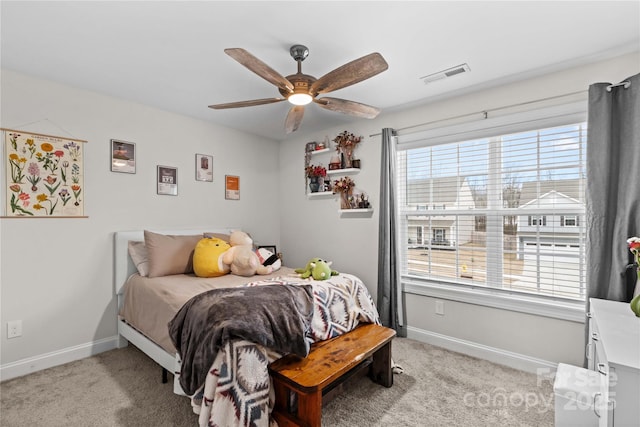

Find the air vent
[[420, 63, 470, 85]]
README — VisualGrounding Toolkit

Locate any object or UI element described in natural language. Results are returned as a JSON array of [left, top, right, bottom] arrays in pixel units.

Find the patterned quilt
[[184, 273, 380, 427]]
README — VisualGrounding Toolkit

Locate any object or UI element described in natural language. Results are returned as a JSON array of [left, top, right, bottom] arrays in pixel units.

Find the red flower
[[306, 164, 327, 177]]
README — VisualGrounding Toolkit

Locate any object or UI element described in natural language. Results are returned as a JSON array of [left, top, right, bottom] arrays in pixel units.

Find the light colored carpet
[[0, 337, 554, 426]]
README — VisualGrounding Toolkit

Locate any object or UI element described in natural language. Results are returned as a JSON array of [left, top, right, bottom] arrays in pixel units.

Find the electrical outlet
[[7, 320, 22, 339], [435, 300, 445, 316]]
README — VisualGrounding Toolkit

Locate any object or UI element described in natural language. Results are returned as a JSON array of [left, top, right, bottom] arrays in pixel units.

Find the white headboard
[[113, 226, 238, 296]]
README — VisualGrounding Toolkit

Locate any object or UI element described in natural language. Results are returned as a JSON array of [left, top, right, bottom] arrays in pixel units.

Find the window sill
[[402, 277, 586, 323]]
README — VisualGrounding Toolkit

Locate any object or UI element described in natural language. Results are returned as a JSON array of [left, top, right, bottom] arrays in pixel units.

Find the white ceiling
[[2, 1, 639, 141]]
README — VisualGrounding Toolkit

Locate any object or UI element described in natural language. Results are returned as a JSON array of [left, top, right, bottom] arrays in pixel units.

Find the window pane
[[399, 122, 587, 301]]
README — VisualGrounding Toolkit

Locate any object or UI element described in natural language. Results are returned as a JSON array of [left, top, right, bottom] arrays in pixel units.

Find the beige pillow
[[144, 230, 202, 278], [128, 241, 149, 277], [203, 232, 231, 242]]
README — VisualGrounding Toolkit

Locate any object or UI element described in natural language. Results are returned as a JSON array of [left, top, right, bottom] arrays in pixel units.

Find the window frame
[[561, 215, 578, 227], [396, 102, 588, 321]]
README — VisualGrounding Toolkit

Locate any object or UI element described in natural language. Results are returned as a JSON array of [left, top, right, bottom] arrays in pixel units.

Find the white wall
[[279, 52, 640, 370], [0, 70, 281, 371], [1, 51, 637, 378]]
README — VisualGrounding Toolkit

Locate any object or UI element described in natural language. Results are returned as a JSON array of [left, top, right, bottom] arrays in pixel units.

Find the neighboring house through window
[[396, 106, 587, 315]]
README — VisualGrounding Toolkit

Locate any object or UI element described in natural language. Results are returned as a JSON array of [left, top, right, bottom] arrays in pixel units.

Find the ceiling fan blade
[[225, 48, 294, 93], [208, 98, 286, 109], [314, 97, 381, 119], [310, 52, 388, 95], [285, 105, 305, 134]]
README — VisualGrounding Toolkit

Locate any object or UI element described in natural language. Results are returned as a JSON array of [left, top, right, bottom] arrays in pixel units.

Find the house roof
[[519, 189, 584, 210], [519, 179, 585, 206], [406, 177, 585, 208], [406, 176, 469, 205]]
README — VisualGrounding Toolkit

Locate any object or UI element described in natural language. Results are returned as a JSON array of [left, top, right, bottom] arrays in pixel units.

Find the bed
[[114, 227, 381, 427]]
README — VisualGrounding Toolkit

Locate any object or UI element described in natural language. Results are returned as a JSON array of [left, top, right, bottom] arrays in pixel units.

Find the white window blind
[[397, 121, 587, 301]]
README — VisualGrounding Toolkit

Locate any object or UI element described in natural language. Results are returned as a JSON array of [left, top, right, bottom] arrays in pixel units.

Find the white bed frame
[[114, 227, 238, 395]]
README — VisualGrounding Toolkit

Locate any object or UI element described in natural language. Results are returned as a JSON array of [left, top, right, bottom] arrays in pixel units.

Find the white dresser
[[587, 298, 640, 427]]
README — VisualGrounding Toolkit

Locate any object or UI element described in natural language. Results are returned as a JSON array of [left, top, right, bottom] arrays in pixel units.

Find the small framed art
[[157, 165, 178, 195], [305, 141, 317, 153], [110, 139, 136, 174], [195, 153, 213, 182], [225, 175, 240, 200]]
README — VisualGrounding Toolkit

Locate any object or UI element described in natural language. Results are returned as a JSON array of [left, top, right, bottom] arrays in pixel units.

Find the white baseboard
[[0, 335, 118, 382], [1, 329, 556, 382], [405, 326, 557, 374]]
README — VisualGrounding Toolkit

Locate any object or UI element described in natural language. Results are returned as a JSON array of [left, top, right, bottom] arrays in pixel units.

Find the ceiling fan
[[208, 45, 389, 133]]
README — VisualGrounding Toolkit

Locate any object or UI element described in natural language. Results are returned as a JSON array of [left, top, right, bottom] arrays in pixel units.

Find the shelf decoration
[[306, 164, 327, 193], [353, 191, 371, 209], [3, 128, 86, 217], [333, 176, 356, 209], [333, 130, 362, 169]]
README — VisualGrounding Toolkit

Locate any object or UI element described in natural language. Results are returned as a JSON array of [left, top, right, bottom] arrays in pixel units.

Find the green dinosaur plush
[[295, 257, 339, 280]]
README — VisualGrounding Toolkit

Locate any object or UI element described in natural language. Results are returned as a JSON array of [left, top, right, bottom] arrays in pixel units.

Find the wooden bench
[[268, 323, 396, 427]]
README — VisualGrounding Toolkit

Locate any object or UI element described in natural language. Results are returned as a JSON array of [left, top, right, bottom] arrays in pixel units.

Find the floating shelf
[[307, 191, 335, 199], [305, 142, 370, 215], [339, 208, 373, 213], [309, 148, 330, 156], [327, 168, 360, 176]]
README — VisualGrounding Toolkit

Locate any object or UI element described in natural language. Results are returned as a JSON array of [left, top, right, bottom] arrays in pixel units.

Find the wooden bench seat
[[268, 323, 396, 427]]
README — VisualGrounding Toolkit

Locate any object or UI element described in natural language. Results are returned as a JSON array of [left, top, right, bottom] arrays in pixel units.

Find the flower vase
[[344, 147, 353, 168], [633, 270, 640, 299], [308, 176, 321, 193], [340, 191, 351, 209]]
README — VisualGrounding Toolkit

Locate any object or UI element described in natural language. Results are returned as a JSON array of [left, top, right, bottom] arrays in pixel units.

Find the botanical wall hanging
[[3, 129, 86, 217]]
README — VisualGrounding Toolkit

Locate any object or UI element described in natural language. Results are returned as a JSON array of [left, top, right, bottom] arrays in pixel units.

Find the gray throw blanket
[[168, 284, 314, 396]]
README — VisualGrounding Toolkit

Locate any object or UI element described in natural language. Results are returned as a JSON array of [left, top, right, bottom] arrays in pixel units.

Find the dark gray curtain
[[586, 73, 640, 305], [377, 128, 405, 336]]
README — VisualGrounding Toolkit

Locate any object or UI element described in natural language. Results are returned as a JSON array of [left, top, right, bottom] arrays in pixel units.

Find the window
[[528, 215, 547, 226], [397, 120, 587, 302], [433, 228, 446, 244], [561, 215, 579, 227]]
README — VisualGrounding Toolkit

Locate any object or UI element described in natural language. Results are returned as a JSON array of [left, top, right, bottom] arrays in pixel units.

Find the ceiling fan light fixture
[[288, 92, 313, 106], [211, 46, 389, 133]]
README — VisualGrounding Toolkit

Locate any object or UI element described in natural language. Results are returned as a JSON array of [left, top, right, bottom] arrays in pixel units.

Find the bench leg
[[271, 379, 322, 427], [370, 340, 393, 387], [297, 390, 322, 427]]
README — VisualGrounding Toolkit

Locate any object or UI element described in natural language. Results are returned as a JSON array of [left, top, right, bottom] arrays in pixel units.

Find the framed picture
[[195, 153, 213, 182], [258, 245, 277, 255], [157, 165, 178, 195], [225, 175, 240, 200], [110, 139, 136, 174], [305, 141, 317, 153]]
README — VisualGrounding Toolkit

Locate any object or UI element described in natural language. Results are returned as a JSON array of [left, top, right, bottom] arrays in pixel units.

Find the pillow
[[144, 230, 202, 278], [203, 232, 231, 242], [255, 247, 281, 272], [193, 237, 231, 277], [128, 241, 149, 277]]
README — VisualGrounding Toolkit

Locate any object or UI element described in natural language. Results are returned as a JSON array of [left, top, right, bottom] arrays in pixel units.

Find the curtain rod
[[606, 81, 631, 92], [369, 89, 587, 138]]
